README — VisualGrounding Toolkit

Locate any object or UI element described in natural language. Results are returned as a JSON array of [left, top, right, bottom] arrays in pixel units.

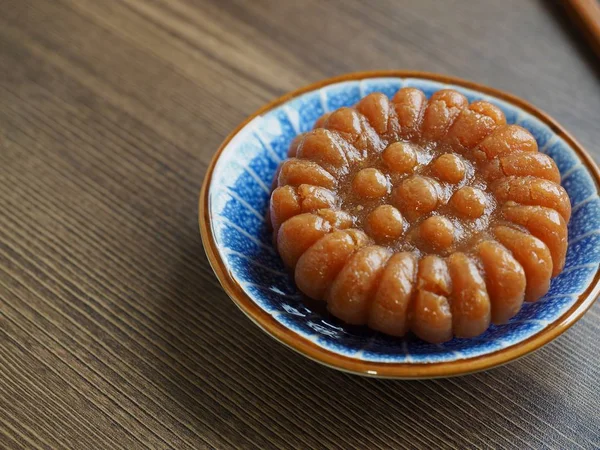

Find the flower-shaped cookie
[[269, 88, 570, 343]]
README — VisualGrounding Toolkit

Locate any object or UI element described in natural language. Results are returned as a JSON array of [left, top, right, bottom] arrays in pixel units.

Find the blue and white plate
[[200, 72, 600, 378]]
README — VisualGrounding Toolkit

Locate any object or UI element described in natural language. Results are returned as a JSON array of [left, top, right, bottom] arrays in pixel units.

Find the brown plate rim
[[199, 70, 600, 379]]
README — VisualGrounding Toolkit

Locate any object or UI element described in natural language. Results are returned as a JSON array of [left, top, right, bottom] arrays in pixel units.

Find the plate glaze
[[199, 72, 600, 378]]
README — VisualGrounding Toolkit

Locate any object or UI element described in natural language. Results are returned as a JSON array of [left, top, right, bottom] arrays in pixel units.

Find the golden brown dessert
[[269, 88, 570, 343]]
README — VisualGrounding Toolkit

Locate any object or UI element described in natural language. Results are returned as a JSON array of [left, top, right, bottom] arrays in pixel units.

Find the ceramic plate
[[199, 72, 600, 378]]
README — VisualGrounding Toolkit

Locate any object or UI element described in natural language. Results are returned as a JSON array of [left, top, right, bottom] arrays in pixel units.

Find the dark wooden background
[[1, 1, 599, 448]]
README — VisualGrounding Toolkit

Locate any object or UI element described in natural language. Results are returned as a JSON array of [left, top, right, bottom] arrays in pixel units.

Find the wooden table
[[2, 1, 599, 448]]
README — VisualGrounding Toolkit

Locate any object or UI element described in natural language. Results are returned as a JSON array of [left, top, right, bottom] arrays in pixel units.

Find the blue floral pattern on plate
[[208, 77, 600, 364]]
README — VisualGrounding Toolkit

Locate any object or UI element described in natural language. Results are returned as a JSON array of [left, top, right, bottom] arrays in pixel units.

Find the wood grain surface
[[1, 0, 599, 448]]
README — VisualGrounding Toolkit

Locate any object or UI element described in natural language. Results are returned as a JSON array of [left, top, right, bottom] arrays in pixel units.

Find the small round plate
[[199, 71, 600, 378]]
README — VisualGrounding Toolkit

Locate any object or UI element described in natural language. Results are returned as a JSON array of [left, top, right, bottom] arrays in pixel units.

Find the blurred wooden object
[[564, 0, 600, 58]]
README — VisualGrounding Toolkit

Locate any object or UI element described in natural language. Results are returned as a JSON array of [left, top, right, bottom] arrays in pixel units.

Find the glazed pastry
[[269, 88, 569, 343]]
